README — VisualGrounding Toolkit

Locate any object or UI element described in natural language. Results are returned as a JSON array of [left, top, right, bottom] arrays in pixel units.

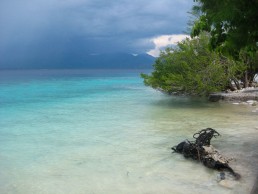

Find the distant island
[[0, 52, 155, 70]]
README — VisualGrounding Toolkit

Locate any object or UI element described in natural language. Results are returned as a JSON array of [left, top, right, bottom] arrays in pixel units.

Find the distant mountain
[[0, 52, 155, 69]]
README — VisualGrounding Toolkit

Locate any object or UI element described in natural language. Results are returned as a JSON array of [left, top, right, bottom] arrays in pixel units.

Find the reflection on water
[[0, 70, 257, 194]]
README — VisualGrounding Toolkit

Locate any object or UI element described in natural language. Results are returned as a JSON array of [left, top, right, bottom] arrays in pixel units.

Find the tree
[[141, 33, 243, 96], [191, 0, 258, 87]]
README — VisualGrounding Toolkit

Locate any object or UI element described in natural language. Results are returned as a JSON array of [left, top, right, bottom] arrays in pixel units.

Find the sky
[[0, 0, 193, 68]]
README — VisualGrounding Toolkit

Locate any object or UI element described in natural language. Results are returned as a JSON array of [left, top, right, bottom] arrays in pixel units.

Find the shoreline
[[209, 88, 258, 103], [210, 88, 258, 194]]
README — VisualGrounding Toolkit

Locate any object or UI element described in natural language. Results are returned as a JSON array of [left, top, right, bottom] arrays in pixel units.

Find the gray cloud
[[0, 0, 193, 68]]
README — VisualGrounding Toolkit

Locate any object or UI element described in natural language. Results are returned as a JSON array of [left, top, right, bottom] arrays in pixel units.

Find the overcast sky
[[0, 0, 193, 61]]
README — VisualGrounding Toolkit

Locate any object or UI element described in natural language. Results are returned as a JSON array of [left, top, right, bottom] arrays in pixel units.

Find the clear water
[[0, 69, 257, 194]]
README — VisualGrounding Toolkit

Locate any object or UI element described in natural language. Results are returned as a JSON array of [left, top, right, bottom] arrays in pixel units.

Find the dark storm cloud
[[0, 0, 193, 68]]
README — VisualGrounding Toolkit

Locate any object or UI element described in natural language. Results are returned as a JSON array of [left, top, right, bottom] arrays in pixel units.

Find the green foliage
[[191, 0, 258, 86], [191, 15, 211, 38], [142, 1, 257, 96], [141, 33, 243, 96]]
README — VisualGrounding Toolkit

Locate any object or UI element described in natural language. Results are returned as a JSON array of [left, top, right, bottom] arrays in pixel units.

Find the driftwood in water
[[172, 128, 240, 180]]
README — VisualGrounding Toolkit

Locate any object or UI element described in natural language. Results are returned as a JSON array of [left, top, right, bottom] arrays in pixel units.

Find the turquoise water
[[0, 69, 257, 194]]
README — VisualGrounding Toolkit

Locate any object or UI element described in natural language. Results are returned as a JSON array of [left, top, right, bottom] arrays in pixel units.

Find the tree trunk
[[233, 78, 241, 90], [244, 71, 249, 88]]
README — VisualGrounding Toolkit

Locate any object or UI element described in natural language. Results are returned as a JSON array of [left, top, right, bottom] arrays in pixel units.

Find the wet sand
[[251, 177, 258, 194]]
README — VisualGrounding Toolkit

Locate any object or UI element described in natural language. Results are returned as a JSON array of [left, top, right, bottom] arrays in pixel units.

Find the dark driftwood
[[172, 128, 240, 180]]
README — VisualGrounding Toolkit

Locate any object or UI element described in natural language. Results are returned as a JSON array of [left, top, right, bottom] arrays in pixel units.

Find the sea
[[0, 69, 257, 194]]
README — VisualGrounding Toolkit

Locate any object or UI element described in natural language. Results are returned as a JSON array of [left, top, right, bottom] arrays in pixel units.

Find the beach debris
[[172, 128, 240, 180]]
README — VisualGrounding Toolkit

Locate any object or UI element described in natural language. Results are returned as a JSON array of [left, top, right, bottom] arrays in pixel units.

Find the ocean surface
[[0, 69, 257, 194]]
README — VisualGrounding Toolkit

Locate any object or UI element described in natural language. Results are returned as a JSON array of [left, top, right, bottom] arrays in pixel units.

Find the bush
[[141, 32, 244, 96]]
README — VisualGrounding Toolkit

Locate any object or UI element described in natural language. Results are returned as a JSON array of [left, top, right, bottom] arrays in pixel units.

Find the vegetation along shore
[[141, 0, 258, 100], [141, 0, 258, 192]]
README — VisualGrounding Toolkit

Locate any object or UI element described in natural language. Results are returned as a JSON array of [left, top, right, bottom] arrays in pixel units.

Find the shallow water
[[0, 69, 257, 194]]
